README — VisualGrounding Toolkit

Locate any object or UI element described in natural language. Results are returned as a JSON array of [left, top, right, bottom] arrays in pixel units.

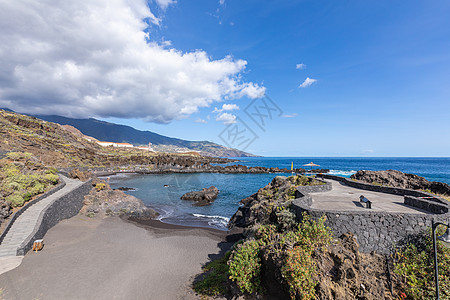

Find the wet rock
[[180, 186, 219, 206]]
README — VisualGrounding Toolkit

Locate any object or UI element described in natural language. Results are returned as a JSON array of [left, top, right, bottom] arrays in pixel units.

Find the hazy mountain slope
[[0, 109, 232, 167], [34, 115, 256, 157]]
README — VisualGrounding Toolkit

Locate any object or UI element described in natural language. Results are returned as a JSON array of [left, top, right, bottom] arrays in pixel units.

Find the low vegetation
[[0, 152, 59, 208], [193, 252, 232, 296], [393, 227, 450, 299], [197, 174, 450, 299], [195, 213, 332, 299]]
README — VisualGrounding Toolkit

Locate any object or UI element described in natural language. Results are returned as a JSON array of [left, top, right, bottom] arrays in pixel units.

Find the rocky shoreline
[[351, 169, 450, 197]]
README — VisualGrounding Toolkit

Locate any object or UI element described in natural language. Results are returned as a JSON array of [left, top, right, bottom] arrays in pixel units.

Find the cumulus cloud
[[213, 103, 239, 113], [296, 63, 306, 70], [216, 112, 236, 124], [155, 0, 176, 10], [299, 77, 317, 88], [0, 0, 265, 123]]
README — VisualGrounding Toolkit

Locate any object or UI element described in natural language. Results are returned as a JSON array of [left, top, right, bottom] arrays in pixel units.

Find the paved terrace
[[310, 179, 428, 214]]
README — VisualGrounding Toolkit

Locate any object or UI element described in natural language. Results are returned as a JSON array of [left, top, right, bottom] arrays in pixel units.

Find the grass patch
[[193, 251, 231, 296]]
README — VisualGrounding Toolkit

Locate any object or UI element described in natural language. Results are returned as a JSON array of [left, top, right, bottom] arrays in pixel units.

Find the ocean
[[108, 157, 450, 231]]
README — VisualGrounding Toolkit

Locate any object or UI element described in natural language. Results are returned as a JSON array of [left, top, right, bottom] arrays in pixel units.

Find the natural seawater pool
[[108, 172, 290, 230], [108, 157, 450, 230]]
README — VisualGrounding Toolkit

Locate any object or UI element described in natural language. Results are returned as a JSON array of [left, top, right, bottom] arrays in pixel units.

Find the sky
[[0, 0, 449, 157]]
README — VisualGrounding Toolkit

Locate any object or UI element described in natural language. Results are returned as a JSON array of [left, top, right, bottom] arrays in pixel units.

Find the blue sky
[[1, 1, 449, 156]]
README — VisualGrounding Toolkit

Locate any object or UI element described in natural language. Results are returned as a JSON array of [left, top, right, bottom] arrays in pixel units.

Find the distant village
[[96, 141, 155, 152]]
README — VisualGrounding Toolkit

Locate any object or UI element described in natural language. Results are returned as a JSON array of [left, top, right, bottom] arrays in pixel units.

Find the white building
[[97, 141, 116, 147], [115, 142, 134, 148], [97, 141, 134, 148]]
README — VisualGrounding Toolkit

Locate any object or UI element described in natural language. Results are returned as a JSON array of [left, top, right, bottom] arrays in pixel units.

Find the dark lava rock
[[115, 187, 136, 191], [180, 186, 219, 206], [351, 169, 450, 196], [0, 199, 12, 225], [81, 179, 158, 219]]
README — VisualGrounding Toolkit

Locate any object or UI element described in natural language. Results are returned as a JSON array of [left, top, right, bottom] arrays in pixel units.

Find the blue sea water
[[109, 157, 450, 230]]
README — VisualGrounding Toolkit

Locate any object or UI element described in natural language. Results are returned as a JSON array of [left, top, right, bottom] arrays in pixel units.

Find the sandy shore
[[0, 215, 233, 300]]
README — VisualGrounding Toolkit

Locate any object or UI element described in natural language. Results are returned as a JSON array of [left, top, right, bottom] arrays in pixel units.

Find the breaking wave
[[192, 213, 230, 229], [327, 170, 357, 177]]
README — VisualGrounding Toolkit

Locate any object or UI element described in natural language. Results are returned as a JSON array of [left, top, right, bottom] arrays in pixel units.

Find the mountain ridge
[[33, 114, 257, 157]]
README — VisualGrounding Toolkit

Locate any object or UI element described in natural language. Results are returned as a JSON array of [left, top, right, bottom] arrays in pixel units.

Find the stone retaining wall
[[292, 176, 450, 254], [16, 178, 93, 256], [404, 196, 448, 214], [296, 179, 332, 194]]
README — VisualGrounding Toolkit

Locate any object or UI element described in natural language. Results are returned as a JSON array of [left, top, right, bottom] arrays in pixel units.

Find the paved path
[[310, 179, 428, 214], [0, 175, 83, 274]]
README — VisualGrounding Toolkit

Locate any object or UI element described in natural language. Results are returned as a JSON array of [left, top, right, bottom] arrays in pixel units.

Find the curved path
[[0, 175, 83, 274]]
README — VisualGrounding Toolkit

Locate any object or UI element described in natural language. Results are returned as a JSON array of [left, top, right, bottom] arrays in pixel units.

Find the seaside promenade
[[310, 179, 428, 214], [0, 175, 83, 275]]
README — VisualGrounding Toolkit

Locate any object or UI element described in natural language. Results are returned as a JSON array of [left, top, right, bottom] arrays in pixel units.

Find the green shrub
[[44, 173, 59, 184], [394, 228, 450, 299], [6, 193, 25, 207], [275, 208, 297, 231], [296, 213, 331, 250], [45, 167, 58, 174], [31, 183, 46, 195], [228, 240, 262, 294], [7, 181, 21, 191], [23, 191, 33, 202], [193, 252, 231, 296], [282, 246, 317, 299]]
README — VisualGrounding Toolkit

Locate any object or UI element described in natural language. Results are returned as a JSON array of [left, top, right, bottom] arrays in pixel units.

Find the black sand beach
[[0, 215, 232, 300]]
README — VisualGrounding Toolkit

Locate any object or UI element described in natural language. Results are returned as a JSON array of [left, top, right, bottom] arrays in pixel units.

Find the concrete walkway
[[310, 179, 428, 214], [0, 175, 83, 274]]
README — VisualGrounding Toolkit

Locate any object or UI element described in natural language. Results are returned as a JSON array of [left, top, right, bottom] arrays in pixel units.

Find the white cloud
[[281, 113, 297, 118], [299, 77, 317, 88], [155, 0, 176, 10], [195, 118, 207, 124], [216, 112, 236, 124], [296, 63, 306, 70], [0, 0, 265, 123], [362, 149, 375, 155], [219, 0, 225, 5], [213, 103, 239, 113]]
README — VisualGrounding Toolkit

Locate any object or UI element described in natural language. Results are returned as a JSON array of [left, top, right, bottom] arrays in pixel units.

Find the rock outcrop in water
[[81, 178, 158, 219], [351, 169, 450, 196], [181, 186, 219, 206]]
